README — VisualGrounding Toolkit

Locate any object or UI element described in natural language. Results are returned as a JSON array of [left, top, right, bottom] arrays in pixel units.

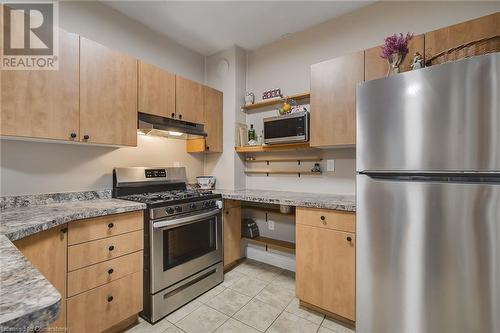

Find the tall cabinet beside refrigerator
[[356, 53, 499, 333]]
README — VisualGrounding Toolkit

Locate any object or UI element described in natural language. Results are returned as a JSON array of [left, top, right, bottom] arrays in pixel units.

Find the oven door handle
[[152, 208, 221, 230]]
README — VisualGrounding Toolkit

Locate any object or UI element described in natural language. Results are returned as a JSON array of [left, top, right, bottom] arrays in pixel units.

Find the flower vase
[[387, 52, 403, 76]]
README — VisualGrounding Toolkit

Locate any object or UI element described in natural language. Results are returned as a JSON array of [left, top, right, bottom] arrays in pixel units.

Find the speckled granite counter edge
[[0, 192, 146, 330], [216, 190, 356, 212], [0, 235, 61, 331]]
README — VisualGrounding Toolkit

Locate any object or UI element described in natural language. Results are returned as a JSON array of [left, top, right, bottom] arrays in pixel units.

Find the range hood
[[138, 112, 207, 139]]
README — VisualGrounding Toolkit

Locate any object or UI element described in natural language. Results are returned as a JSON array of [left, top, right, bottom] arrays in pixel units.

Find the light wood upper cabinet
[[365, 34, 425, 81], [14, 224, 68, 330], [425, 12, 500, 64], [175, 76, 204, 124], [310, 51, 364, 147], [203, 85, 223, 152], [296, 207, 356, 321], [80, 37, 138, 146], [138, 61, 176, 118], [0, 29, 79, 141]]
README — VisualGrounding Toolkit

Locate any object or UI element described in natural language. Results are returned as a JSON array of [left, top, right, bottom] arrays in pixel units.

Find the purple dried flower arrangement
[[380, 33, 414, 59]]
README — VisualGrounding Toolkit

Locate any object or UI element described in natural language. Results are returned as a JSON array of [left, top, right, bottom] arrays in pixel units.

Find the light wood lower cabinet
[[14, 224, 68, 330], [67, 271, 143, 333], [223, 200, 242, 269], [296, 207, 356, 321], [14, 212, 144, 332]]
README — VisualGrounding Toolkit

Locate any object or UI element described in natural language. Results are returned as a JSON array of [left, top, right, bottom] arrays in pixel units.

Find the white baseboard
[[245, 244, 296, 272]]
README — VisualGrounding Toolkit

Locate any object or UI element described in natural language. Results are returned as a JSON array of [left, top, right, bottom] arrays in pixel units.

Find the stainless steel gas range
[[113, 167, 223, 323]]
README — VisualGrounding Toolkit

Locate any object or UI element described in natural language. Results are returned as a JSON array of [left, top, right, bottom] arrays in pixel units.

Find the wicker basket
[[426, 35, 500, 66]]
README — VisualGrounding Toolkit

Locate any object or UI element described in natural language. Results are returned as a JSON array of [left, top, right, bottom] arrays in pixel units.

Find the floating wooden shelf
[[235, 142, 312, 153], [245, 170, 321, 177], [241, 92, 310, 111], [242, 236, 295, 254], [246, 157, 322, 163]]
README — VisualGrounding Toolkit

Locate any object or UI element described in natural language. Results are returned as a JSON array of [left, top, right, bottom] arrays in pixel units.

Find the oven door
[[150, 208, 222, 293]]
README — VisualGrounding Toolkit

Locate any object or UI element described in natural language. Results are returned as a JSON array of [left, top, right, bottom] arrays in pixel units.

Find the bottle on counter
[[248, 124, 256, 141]]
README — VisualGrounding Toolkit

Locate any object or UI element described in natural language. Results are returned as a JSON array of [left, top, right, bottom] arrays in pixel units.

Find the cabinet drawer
[[68, 230, 143, 271], [67, 271, 143, 333], [67, 251, 142, 297], [296, 207, 355, 233], [68, 211, 143, 245]]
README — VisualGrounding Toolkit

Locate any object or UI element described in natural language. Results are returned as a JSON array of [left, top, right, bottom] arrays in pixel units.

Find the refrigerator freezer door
[[356, 53, 500, 173], [356, 174, 500, 333]]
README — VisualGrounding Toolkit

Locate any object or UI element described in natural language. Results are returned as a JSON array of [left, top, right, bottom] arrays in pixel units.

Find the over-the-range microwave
[[263, 111, 309, 144]]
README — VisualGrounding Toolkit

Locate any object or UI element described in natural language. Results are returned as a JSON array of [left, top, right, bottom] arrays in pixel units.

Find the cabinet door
[[203, 86, 223, 152], [80, 37, 138, 146], [1, 29, 79, 141], [425, 12, 500, 63], [310, 51, 364, 147], [14, 224, 68, 330], [365, 34, 425, 81], [138, 61, 175, 118], [175, 76, 204, 124], [296, 224, 355, 321], [223, 203, 241, 268]]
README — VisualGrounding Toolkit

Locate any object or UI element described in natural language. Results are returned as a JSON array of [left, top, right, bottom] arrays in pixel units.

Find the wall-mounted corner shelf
[[242, 236, 295, 254], [245, 170, 321, 177], [235, 142, 312, 153], [241, 92, 310, 111]]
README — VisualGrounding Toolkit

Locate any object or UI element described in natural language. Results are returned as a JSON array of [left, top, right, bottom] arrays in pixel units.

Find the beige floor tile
[[166, 300, 203, 323], [322, 317, 355, 333], [252, 267, 283, 282], [221, 269, 245, 288], [126, 318, 173, 333], [254, 283, 295, 310], [284, 298, 325, 324], [269, 270, 295, 291], [267, 312, 320, 333], [214, 318, 260, 333], [206, 288, 251, 316], [196, 284, 226, 303], [164, 326, 185, 333], [228, 275, 268, 297], [317, 326, 336, 333], [233, 299, 281, 332], [176, 305, 229, 333]]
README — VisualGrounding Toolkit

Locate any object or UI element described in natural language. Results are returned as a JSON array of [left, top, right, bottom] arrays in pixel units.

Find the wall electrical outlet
[[268, 220, 275, 231], [326, 159, 335, 172]]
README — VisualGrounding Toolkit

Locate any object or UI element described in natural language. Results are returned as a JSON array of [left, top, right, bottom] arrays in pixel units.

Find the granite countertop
[[0, 190, 146, 330], [215, 189, 356, 212]]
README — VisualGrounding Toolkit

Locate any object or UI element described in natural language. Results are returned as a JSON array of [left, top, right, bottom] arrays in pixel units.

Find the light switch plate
[[326, 159, 335, 172], [268, 220, 275, 231]]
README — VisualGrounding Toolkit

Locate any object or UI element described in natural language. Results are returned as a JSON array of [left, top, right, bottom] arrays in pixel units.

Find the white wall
[[244, 1, 500, 196], [0, 1, 206, 196], [204, 46, 247, 190], [0, 136, 204, 196]]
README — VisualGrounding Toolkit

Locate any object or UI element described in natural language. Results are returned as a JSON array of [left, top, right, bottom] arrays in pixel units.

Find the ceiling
[[104, 1, 374, 56]]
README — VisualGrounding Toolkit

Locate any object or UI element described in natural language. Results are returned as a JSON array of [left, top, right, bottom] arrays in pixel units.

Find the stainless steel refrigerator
[[356, 53, 499, 333]]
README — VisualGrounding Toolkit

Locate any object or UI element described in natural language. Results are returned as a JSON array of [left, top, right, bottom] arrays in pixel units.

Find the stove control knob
[[210, 200, 216, 207], [190, 203, 197, 210], [175, 206, 182, 213], [166, 207, 175, 214], [216, 200, 223, 209]]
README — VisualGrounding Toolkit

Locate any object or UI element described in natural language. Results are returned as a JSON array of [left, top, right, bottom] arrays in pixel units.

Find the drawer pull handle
[[108, 223, 114, 229], [60, 227, 68, 234], [320, 215, 325, 220], [108, 268, 114, 274], [83, 134, 90, 140], [347, 236, 352, 242], [107, 295, 114, 302], [108, 245, 115, 251]]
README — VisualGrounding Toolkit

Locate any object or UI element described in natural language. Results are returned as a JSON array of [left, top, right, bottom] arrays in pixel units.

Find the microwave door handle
[[153, 208, 221, 230]]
